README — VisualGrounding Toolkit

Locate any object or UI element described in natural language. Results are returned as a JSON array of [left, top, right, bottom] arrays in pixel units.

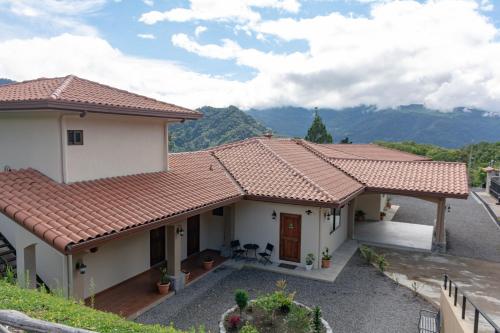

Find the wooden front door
[[150, 226, 165, 267], [187, 215, 200, 256], [279, 213, 301, 262]]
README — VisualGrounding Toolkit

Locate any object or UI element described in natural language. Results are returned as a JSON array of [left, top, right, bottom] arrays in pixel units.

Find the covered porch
[[86, 249, 227, 319]]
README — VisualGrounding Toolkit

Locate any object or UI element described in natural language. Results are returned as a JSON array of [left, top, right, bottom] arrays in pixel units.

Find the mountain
[[247, 105, 500, 148], [170, 106, 268, 152], [0, 78, 15, 85]]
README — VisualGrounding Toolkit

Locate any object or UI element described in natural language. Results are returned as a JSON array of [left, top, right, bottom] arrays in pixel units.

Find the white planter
[[219, 300, 332, 333], [305, 264, 313, 271]]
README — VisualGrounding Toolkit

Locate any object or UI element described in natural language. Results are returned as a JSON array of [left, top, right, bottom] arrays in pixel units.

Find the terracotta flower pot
[[203, 259, 214, 270], [156, 281, 170, 295], [183, 270, 191, 283], [321, 259, 331, 269]]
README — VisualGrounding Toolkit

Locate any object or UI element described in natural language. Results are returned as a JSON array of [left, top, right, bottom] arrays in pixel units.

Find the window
[[67, 130, 83, 145], [212, 207, 224, 216], [330, 207, 342, 234]]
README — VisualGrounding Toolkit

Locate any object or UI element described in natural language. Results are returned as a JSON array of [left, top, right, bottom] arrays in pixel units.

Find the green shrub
[[286, 304, 311, 333], [0, 280, 184, 333], [359, 245, 376, 264], [377, 255, 388, 273], [311, 306, 322, 333], [234, 289, 249, 313], [240, 322, 259, 333]]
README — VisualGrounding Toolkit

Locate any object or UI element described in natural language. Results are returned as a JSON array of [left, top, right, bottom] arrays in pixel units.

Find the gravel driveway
[[392, 193, 500, 262], [137, 253, 434, 332]]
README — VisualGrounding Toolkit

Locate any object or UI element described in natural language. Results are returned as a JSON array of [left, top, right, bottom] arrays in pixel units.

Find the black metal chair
[[230, 240, 245, 260], [418, 310, 440, 333], [258, 243, 274, 265]]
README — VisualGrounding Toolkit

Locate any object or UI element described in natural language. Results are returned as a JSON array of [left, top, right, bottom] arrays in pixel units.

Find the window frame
[[67, 130, 84, 146]]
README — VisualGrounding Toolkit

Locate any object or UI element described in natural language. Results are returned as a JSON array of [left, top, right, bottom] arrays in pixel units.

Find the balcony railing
[[443, 274, 500, 333]]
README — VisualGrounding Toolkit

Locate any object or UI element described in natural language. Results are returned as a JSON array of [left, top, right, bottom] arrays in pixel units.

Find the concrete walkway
[[224, 239, 358, 283], [354, 220, 433, 251], [377, 247, 500, 328]]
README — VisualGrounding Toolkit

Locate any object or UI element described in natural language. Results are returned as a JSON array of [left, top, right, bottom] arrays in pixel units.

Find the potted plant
[[182, 269, 191, 283], [355, 210, 365, 222], [157, 266, 171, 295], [305, 253, 315, 271], [203, 256, 214, 270], [385, 196, 392, 209], [321, 248, 332, 268]]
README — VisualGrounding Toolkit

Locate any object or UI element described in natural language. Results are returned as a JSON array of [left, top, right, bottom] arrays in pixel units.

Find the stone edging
[[219, 300, 332, 333]]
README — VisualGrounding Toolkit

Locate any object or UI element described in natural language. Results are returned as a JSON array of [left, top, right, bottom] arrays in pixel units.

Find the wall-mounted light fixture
[[324, 208, 332, 221], [305, 209, 312, 215], [272, 210, 277, 220], [176, 226, 184, 237], [75, 261, 87, 275]]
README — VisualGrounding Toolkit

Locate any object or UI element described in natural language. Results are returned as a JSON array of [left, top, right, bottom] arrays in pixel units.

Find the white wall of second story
[[63, 113, 169, 183], [0, 111, 64, 182], [0, 111, 170, 183]]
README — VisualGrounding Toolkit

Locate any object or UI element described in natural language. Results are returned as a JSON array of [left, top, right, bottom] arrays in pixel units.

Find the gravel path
[[136, 253, 434, 332], [392, 193, 500, 262]]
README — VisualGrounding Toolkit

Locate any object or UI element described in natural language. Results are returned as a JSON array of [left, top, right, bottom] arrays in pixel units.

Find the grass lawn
[[0, 280, 190, 333]]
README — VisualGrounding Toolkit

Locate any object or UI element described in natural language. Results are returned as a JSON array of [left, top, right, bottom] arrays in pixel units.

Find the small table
[[243, 243, 259, 261]]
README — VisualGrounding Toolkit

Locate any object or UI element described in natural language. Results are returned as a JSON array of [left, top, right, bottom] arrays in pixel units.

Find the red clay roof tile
[[0, 75, 201, 120]]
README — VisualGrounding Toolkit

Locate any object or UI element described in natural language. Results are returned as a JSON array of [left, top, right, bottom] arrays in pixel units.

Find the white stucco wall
[[77, 211, 225, 298], [78, 230, 150, 298], [200, 211, 225, 251], [0, 214, 67, 293], [355, 193, 385, 221], [0, 111, 63, 182], [64, 114, 168, 182], [234, 200, 349, 269]]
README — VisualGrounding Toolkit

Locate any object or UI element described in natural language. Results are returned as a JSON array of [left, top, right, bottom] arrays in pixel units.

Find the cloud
[[137, 33, 156, 39], [172, 0, 500, 111], [139, 0, 300, 24], [194, 25, 208, 37], [0, 34, 251, 109], [143, 0, 154, 6], [0, 0, 105, 38]]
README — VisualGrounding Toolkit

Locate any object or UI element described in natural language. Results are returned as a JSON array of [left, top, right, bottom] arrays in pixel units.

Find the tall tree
[[305, 112, 333, 143]]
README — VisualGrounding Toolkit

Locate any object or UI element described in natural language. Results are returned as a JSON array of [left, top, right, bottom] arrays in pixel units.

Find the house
[[0, 76, 469, 306]]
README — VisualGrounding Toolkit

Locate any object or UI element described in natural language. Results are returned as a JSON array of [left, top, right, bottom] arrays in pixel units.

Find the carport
[[335, 159, 469, 252]]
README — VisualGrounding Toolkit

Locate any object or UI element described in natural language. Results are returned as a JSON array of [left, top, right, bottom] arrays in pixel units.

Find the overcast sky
[[0, 0, 499, 112]]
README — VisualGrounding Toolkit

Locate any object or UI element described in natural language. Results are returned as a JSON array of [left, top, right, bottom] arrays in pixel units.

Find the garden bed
[[219, 281, 332, 333]]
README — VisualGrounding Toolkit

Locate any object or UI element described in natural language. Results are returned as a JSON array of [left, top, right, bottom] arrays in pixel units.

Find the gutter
[[0, 101, 202, 120]]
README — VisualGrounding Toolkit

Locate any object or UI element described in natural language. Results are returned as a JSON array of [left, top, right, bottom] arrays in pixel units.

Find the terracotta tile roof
[[0, 137, 469, 253], [331, 158, 469, 198], [210, 138, 363, 204], [301, 141, 430, 161], [0, 153, 241, 253], [0, 75, 201, 119]]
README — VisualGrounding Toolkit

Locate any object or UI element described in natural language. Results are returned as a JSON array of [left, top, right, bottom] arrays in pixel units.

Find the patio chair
[[230, 240, 245, 260], [418, 309, 440, 333], [258, 243, 274, 265]]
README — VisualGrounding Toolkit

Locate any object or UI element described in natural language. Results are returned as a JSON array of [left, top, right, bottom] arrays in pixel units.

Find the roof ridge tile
[[50, 75, 75, 99]]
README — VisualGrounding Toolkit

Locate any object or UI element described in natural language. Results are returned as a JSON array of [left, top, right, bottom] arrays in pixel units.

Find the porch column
[[167, 223, 184, 291], [17, 244, 37, 289], [347, 198, 356, 239], [434, 198, 447, 252]]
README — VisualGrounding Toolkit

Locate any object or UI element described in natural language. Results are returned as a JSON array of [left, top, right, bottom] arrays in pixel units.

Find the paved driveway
[[392, 194, 500, 262], [137, 253, 434, 333]]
